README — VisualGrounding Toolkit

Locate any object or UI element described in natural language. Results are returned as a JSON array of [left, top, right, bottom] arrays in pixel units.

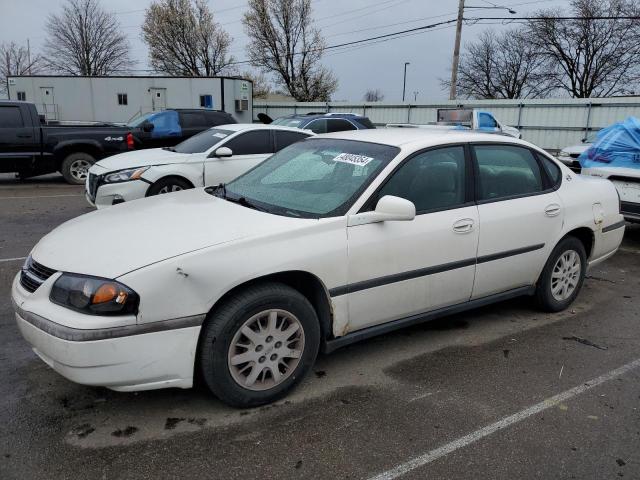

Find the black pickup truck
[[0, 101, 237, 184], [0, 101, 133, 184]]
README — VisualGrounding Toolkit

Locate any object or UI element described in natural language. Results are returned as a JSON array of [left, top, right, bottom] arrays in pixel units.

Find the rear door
[[345, 145, 479, 332], [204, 129, 275, 185], [178, 111, 209, 142], [471, 143, 564, 298], [0, 104, 38, 173]]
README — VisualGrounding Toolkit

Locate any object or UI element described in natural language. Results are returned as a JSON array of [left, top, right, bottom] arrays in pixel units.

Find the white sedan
[[13, 129, 625, 407], [85, 124, 313, 208]]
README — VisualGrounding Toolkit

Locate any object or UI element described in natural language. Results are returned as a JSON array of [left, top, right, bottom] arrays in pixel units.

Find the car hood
[[560, 144, 590, 155], [30, 188, 306, 278], [92, 149, 203, 173]]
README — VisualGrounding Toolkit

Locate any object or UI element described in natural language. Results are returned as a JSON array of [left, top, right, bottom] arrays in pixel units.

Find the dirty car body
[[12, 129, 624, 407]]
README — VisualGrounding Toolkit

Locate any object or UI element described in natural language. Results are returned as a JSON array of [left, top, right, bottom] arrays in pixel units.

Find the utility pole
[[402, 62, 410, 102], [27, 39, 32, 75], [449, 0, 465, 100]]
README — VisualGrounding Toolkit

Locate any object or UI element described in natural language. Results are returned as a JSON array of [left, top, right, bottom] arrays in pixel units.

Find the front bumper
[[12, 273, 202, 391], [85, 179, 150, 209]]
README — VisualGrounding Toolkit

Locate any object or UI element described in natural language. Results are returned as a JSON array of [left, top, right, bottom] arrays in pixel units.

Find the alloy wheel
[[551, 249, 581, 301], [227, 309, 305, 391], [69, 159, 91, 181]]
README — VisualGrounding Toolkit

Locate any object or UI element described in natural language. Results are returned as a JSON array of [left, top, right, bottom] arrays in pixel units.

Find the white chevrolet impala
[[12, 130, 625, 407]]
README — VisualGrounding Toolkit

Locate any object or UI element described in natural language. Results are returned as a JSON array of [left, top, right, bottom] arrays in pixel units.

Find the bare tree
[[142, 0, 234, 76], [243, 0, 338, 101], [443, 29, 552, 99], [528, 0, 640, 97], [241, 70, 272, 99], [0, 42, 45, 95], [44, 0, 133, 75], [363, 88, 384, 102]]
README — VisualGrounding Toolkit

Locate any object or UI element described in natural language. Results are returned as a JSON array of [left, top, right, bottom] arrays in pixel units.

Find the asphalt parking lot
[[1, 173, 639, 480]]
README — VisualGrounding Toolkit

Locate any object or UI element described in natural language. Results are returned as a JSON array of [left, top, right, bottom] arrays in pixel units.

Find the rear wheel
[[147, 177, 192, 196], [199, 282, 320, 408], [61, 152, 95, 185], [535, 236, 587, 312]]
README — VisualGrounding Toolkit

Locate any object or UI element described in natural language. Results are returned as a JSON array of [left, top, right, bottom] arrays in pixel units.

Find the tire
[[61, 152, 95, 185], [147, 177, 192, 196], [534, 236, 587, 312], [199, 282, 321, 408]]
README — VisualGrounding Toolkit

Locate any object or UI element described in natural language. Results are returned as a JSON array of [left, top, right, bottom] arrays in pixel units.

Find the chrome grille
[[19, 257, 57, 293]]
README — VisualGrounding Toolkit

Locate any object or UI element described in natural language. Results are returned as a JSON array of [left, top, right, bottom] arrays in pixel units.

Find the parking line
[[0, 257, 27, 263], [368, 358, 640, 480], [0, 194, 82, 200]]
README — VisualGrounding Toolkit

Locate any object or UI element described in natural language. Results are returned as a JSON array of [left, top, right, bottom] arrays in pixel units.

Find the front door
[[0, 104, 38, 173], [204, 129, 274, 186], [471, 143, 564, 298], [345, 145, 479, 332], [150, 88, 167, 111]]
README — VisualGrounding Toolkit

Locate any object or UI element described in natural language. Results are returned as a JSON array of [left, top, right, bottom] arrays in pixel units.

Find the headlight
[[50, 273, 139, 316], [104, 167, 149, 183]]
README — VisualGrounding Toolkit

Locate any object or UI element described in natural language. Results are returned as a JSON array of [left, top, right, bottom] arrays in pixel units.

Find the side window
[[377, 146, 466, 213], [474, 145, 543, 201], [224, 130, 273, 155], [306, 119, 327, 134], [327, 119, 357, 133], [0, 106, 24, 128], [538, 154, 562, 186], [478, 113, 497, 129], [181, 112, 207, 128], [274, 131, 310, 151]]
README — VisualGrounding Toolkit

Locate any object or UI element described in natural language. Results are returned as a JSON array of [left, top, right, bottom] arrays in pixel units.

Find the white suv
[[13, 129, 624, 407]]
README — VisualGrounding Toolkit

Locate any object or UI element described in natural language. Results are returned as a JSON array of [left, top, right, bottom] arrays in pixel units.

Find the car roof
[[283, 112, 368, 121], [316, 128, 529, 149], [211, 123, 315, 134], [170, 108, 231, 114]]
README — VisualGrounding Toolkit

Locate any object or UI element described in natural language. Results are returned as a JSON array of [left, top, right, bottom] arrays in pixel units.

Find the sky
[[0, 0, 572, 101]]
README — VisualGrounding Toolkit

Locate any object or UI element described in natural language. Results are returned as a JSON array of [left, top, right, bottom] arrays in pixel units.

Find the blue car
[[268, 112, 376, 133]]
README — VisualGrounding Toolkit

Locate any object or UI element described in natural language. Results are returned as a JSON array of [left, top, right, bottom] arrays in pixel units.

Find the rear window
[[357, 117, 376, 129], [181, 112, 208, 128], [0, 106, 24, 128], [206, 111, 236, 125]]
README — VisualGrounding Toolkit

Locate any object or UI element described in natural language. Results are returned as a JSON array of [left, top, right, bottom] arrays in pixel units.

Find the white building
[[6, 75, 253, 124]]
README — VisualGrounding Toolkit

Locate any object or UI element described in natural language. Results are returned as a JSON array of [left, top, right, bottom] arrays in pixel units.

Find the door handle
[[453, 218, 475, 233], [544, 204, 561, 217]]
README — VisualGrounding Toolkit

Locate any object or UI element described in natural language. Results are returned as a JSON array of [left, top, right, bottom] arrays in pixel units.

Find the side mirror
[[348, 195, 416, 226], [211, 146, 233, 158], [142, 121, 154, 133]]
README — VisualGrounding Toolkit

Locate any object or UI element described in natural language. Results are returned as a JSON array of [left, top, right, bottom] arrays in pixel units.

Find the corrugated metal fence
[[254, 97, 640, 151]]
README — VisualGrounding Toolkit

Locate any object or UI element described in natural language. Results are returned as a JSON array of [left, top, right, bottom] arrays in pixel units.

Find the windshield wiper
[[228, 196, 269, 212]]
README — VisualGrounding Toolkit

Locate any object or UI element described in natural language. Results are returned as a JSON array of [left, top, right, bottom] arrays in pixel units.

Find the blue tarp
[[579, 117, 640, 169], [147, 111, 181, 138]]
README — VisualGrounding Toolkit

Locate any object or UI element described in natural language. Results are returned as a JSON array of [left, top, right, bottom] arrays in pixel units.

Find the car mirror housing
[[211, 146, 233, 158], [142, 121, 154, 133], [348, 195, 416, 226]]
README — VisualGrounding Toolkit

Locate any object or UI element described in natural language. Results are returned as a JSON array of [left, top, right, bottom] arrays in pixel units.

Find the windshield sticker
[[332, 153, 374, 166], [212, 132, 228, 138]]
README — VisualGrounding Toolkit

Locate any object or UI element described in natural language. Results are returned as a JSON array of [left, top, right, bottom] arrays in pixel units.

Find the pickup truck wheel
[[147, 177, 192, 196], [61, 152, 95, 185], [534, 236, 586, 312], [199, 282, 320, 408]]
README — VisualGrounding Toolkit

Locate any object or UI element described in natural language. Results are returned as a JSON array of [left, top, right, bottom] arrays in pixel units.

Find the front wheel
[[199, 283, 320, 408], [61, 152, 95, 185], [147, 177, 192, 196], [534, 236, 587, 312]]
